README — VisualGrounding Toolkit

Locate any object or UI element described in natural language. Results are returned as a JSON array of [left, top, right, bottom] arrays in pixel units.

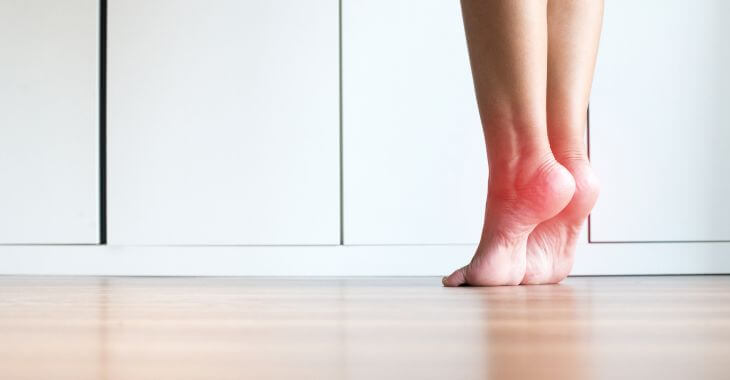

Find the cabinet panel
[[0, 0, 99, 243], [108, 0, 339, 244], [343, 0, 485, 244], [589, 0, 730, 241]]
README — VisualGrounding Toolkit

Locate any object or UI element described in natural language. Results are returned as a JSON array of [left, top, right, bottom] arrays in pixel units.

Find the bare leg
[[522, 0, 604, 284], [443, 0, 575, 286]]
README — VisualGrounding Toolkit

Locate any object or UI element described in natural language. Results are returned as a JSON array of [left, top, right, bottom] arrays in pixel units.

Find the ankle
[[484, 113, 555, 177], [488, 148, 555, 186], [552, 145, 589, 165]]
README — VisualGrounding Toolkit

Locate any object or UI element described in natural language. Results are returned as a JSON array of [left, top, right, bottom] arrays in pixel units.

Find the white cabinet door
[[108, 0, 339, 245], [0, 0, 99, 244], [343, 0, 485, 244], [589, 0, 730, 242]]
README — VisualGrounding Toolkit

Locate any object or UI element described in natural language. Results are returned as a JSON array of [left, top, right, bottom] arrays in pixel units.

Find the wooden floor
[[0, 276, 728, 380]]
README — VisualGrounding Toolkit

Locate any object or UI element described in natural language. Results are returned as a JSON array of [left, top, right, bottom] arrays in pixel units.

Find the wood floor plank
[[0, 276, 728, 379]]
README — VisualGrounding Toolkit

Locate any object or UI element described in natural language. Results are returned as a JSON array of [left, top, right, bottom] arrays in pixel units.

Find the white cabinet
[[0, 0, 99, 244], [2, 0, 730, 275], [345, 0, 730, 246], [343, 0, 485, 244], [589, 0, 730, 242], [107, 0, 340, 245]]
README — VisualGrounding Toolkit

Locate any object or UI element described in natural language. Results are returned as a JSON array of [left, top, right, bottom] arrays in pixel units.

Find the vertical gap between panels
[[99, 0, 108, 244]]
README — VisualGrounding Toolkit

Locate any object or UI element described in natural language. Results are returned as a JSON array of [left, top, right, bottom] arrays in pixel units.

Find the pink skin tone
[[444, 0, 604, 286]]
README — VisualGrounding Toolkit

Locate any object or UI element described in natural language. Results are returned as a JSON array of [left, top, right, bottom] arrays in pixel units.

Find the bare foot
[[443, 154, 576, 286], [521, 157, 600, 284]]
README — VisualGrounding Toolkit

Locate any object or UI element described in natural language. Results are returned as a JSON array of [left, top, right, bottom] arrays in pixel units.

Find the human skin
[[443, 0, 604, 286]]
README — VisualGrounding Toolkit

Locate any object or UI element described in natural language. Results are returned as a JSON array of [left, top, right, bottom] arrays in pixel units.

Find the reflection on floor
[[0, 275, 728, 379]]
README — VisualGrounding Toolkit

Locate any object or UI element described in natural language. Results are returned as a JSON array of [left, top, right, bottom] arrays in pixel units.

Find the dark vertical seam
[[99, 0, 107, 244]]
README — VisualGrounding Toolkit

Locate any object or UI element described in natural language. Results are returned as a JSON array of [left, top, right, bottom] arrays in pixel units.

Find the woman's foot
[[522, 156, 600, 284], [443, 153, 576, 286]]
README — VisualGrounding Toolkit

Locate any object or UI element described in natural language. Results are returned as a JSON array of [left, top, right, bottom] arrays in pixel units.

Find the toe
[[443, 266, 468, 287]]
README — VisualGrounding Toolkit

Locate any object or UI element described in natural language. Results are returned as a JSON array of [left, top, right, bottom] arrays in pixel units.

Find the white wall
[[0, 0, 728, 275], [107, 0, 340, 245], [589, 0, 730, 242], [0, 0, 99, 244]]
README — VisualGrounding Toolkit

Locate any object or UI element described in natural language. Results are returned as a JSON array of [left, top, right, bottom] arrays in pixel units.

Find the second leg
[[522, 0, 604, 285], [444, 0, 575, 286]]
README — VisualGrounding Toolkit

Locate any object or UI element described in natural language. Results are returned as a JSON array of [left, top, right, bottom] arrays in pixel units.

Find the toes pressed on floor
[[442, 267, 467, 287]]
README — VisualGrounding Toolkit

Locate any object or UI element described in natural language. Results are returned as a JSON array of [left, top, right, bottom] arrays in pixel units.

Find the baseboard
[[0, 242, 728, 276]]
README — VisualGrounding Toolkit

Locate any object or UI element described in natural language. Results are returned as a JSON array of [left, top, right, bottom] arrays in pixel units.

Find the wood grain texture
[[0, 276, 728, 379]]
